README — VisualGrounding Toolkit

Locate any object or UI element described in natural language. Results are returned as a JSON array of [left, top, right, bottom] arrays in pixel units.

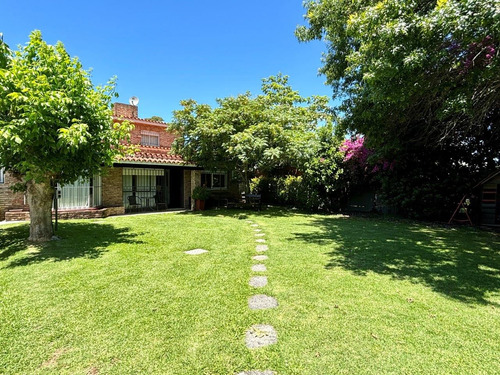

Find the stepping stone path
[[245, 324, 278, 349], [256, 245, 268, 252], [252, 255, 268, 261], [251, 264, 267, 272], [249, 276, 267, 288], [184, 248, 208, 255], [248, 294, 278, 310], [244, 220, 278, 375]]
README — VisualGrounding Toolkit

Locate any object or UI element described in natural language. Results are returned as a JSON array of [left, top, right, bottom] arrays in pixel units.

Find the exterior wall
[[183, 170, 192, 209], [0, 172, 28, 220], [114, 103, 138, 118], [190, 170, 201, 210], [101, 167, 123, 207], [129, 123, 176, 148], [5, 207, 125, 222]]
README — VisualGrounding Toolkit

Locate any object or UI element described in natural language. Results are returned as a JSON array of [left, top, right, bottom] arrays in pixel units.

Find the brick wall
[[130, 123, 177, 148], [0, 172, 28, 220], [101, 167, 123, 207], [113, 103, 138, 118]]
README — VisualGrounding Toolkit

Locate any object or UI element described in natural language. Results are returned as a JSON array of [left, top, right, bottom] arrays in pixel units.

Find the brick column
[[101, 167, 124, 207]]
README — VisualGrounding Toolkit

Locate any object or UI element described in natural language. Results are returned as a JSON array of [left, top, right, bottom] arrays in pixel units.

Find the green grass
[[1, 209, 499, 374]]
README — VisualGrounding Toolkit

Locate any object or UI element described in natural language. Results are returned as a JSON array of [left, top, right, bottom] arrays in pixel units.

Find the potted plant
[[192, 186, 211, 211]]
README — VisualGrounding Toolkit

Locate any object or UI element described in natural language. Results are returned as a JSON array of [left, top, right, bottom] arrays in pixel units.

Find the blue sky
[[2, 0, 332, 121]]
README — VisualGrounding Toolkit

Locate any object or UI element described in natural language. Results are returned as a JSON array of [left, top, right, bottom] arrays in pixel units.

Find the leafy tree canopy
[[0, 30, 133, 241], [0, 30, 132, 185], [169, 74, 333, 190], [145, 115, 164, 122], [297, 0, 499, 150]]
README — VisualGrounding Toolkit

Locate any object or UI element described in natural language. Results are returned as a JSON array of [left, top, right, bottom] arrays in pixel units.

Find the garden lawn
[[0, 209, 499, 374]]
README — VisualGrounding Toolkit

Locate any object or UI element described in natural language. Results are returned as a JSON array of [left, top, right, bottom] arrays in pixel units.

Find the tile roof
[[113, 116, 168, 127], [117, 146, 192, 166]]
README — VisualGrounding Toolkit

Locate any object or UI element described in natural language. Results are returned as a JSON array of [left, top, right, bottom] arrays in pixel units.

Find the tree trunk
[[27, 179, 54, 242]]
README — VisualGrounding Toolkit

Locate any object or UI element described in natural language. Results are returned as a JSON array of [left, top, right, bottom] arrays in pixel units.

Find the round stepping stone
[[245, 324, 278, 348], [184, 249, 208, 255], [237, 371, 276, 375], [256, 245, 268, 252], [248, 294, 278, 310], [252, 255, 268, 261], [251, 264, 267, 272], [255, 239, 266, 243], [255, 233, 265, 237], [250, 224, 259, 227], [249, 276, 268, 288]]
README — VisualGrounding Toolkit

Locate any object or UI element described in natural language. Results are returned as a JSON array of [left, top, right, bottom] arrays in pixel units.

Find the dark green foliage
[[298, 0, 500, 219]]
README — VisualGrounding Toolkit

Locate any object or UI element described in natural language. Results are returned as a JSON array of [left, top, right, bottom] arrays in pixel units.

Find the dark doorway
[[169, 168, 184, 208]]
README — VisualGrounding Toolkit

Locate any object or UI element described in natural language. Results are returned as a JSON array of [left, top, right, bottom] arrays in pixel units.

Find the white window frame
[[201, 171, 228, 190], [140, 130, 160, 146]]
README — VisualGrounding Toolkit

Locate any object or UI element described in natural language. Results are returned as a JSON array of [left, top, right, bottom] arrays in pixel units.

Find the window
[[0, 168, 4, 184], [141, 131, 160, 146], [201, 171, 227, 190]]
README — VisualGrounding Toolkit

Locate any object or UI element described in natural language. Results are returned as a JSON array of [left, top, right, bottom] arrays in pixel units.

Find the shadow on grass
[[0, 222, 142, 269], [293, 215, 500, 305], [184, 206, 310, 220]]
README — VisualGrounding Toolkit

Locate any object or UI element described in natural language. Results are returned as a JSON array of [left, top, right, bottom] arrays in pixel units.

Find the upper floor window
[[201, 171, 227, 190], [0, 168, 4, 184], [141, 130, 160, 146]]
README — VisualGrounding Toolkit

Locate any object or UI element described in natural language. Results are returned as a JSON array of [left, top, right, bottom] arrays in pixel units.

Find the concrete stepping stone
[[256, 245, 268, 252], [245, 324, 278, 348], [255, 239, 266, 243], [249, 294, 278, 310], [184, 249, 208, 255], [252, 255, 268, 261], [249, 276, 268, 288], [250, 224, 259, 227], [251, 264, 267, 272], [254, 229, 262, 232], [255, 233, 265, 237], [237, 371, 276, 375]]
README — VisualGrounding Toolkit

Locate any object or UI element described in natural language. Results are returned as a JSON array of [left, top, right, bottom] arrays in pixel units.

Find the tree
[[0, 31, 132, 241], [297, 0, 500, 219], [145, 115, 164, 122], [169, 74, 332, 192], [297, 0, 499, 146]]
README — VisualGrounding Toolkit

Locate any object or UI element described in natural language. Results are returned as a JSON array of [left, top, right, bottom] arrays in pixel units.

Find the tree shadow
[[0, 222, 143, 269], [183, 206, 310, 219], [292, 216, 500, 305]]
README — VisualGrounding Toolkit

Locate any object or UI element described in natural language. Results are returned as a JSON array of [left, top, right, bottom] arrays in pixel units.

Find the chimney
[[113, 103, 138, 118]]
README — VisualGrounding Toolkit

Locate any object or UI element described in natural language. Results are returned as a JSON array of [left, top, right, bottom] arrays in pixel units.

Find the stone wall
[[183, 170, 192, 209], [101, 167, 123, 207], [190, 170, 201, 210], [0, 172, 28, 220]]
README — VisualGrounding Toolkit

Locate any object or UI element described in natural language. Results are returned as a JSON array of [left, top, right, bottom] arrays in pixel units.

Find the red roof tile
[[117, 146, 193, 166]]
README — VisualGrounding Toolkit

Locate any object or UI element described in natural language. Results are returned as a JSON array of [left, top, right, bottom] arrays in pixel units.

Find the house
[[476, 170, 500, 226], [0, 102, 233, 221]]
